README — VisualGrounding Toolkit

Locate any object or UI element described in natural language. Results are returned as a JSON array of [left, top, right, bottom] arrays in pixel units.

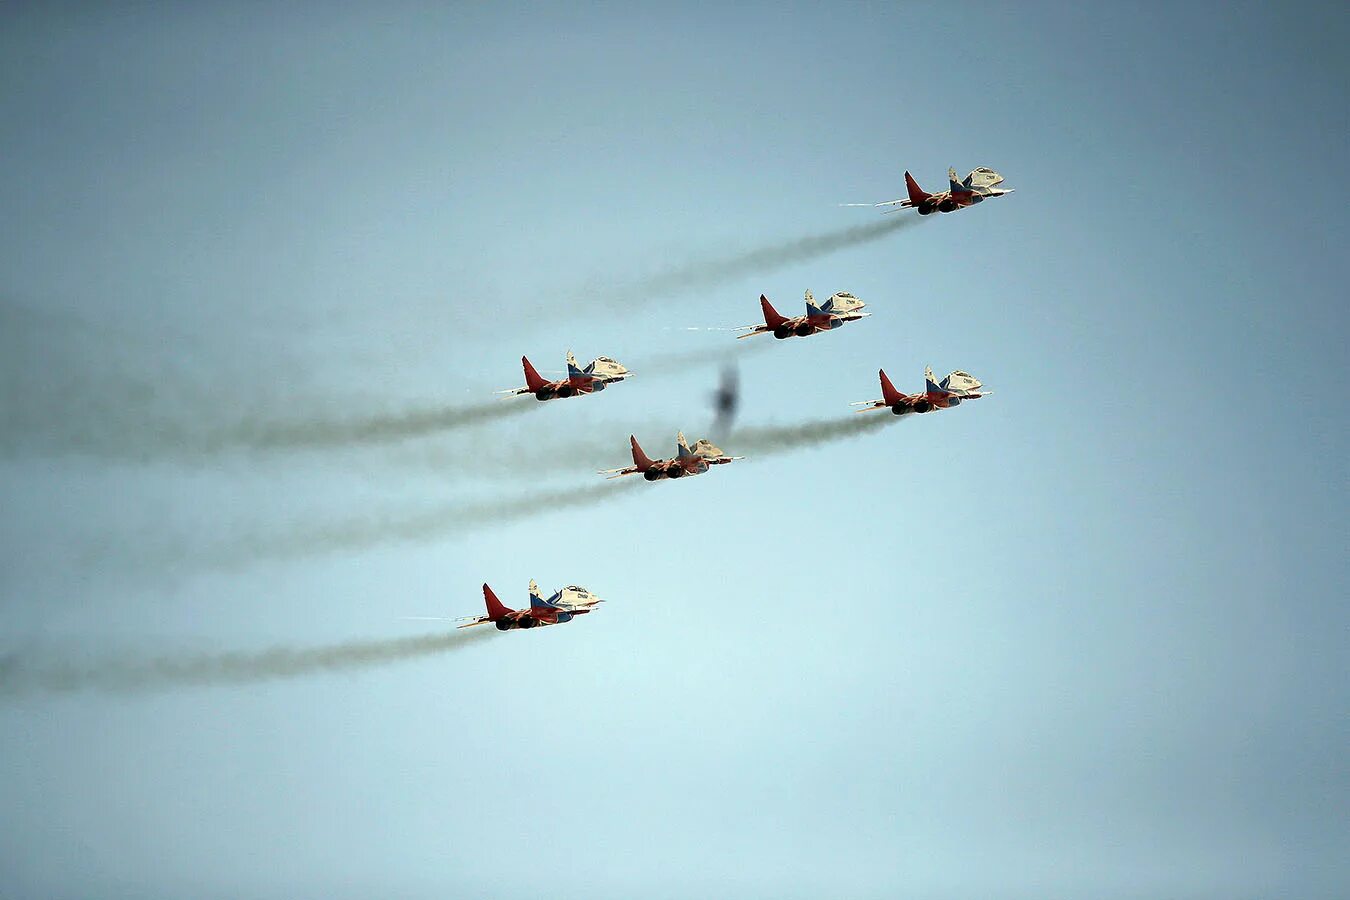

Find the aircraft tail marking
[[629, 435, 654, 471], [760, 294, 787, 328], [924, 366, 947, 395], [521, 356, 548, 392], [904, 171, 930, 205], [483, 583, 513, 620], [879, 369, 904, 406]]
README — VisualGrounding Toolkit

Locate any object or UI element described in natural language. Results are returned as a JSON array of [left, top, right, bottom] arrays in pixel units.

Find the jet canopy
[[962, 168, 1005, 194], [822, 292, 865, 315], [554, 585, 600, 609], [688, 438, 726, 459], [941, 370, 983, 393], [585, 356, 630, 378]]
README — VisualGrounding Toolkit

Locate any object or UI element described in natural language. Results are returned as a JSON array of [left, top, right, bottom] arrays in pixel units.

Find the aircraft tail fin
[[521, 356, 548, 392], [805, 289, 825, 317], [904, 171, 930, 204], [759, 294, 787, 328], [629, 435, 654, 471], [483, 583, 513, 620], [948, 167, 966, 193], [676, 431, 695, 459], [924, 366, 947, 395], [529, 579, 556, 611], [879, 369, 905, 406], [565, 351, 586, 380]]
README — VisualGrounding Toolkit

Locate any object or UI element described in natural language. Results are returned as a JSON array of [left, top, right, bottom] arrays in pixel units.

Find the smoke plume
[[734, 413, 896, 454], [0, 628, 494, 697], [196, 480, 641, 569], [200, 399, 534, 453], [585, 217, 920, 309]]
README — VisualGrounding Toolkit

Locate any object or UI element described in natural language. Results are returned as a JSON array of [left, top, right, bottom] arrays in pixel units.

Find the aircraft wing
[[599, 466, 641, 479], [456, 618, 495, 629], [840, 198, 910, 208]]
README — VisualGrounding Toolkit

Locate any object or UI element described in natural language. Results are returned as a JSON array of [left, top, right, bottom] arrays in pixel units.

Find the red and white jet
[[851, 167, 1013, 215], [500, 351, 630, 402], [736, 290, 869, 340], [452, 580, 603, 632], [852, 366, 991, 415], [601, 431, 742, 481]]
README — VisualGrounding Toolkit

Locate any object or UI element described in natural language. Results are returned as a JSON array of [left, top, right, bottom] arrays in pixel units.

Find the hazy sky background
[[2, 3, 1346, 898]]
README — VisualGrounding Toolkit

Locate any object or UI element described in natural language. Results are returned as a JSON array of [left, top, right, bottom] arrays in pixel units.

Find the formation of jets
[[461, 164, 1011, 632]]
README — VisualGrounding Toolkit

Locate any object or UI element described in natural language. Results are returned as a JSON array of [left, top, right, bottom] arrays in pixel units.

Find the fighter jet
[[601, 431, 743, 481], [500, 351, 630, 401], [455, 581, 603, 631], [851, 366, 991, 415], [848, 167, 1013, 215], [736, 290, 868, 340]]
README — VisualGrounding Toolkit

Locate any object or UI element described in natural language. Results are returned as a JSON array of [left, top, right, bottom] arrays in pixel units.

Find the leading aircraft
[[851, 366, 991, 415], [848, 167, 1013, 215], [500, 351, 631, 401], [736, 290, 869, 340], [602, 431, 743, 481], [453, 581, 603, 631]]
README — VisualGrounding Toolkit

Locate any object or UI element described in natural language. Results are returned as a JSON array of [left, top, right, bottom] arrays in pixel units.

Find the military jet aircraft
[[736, 290, 868, 340], [851, 366, 991, 415], [847, 167, 1013, 215], [500, 351, 630, 401], [454, 581, 603, 631], [602, 431, 742, 481]]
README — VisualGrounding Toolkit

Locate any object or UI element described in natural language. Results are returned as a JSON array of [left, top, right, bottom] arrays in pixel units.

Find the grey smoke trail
[[586, 216, 920, 309], [635, 339, 767, 377], [2, 300, 534, 460], [1, 391, 534, 460], [0, 628, 494, 697], [199, 399, 534, 453], [402, 414, 896, 481], [734, 413, 897, 454], [202, 480, 642, 569]]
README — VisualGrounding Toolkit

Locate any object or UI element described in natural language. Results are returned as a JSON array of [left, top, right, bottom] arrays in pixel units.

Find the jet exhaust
[[733, 413, 895, 454], [0, 628, 495, 697], [587, 217, 919, 309], [195, 480, 642, 569]]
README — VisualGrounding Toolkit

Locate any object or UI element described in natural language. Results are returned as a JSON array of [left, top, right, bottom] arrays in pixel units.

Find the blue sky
[[1, 3, 1347, 898]]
